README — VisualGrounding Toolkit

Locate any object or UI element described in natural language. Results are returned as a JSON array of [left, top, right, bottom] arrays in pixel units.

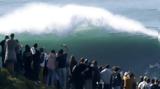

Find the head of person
[[105, 64, 110, 69], [130, 73, 135, 79], [143, 76, 148, 82], [147, 78, 150, 83], [15, 39, 18, 42], [151, 79, 155, 84], [70, 56, 77, 66], [58, 49, 64, 55], [79, 57, 85, 64], [5, 35, 9, 40], [25, 44, 30, 52], [34, 43, 38, 48], [155, 79, 159, 85], [98, 66, 103, 72], [10, 33, 15, 39], [112, 66, 121, 73], [70, 55, 75, 60], [51, 49, 55, 54], [139, 76, 144, 82], [124, 72, 129, 77], [84, 59, 89, 64], [40, 48, 44, 52], [90, 60, 98, 67]]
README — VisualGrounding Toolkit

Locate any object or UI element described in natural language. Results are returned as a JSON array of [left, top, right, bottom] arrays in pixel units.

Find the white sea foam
[[0, 3, 158, 37]]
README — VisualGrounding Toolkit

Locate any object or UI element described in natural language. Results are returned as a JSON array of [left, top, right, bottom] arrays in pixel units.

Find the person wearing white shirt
[[138, 76, 151, 89]]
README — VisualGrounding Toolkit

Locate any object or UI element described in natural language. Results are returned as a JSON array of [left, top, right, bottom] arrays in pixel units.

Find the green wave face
[[0, 28, 160, 74]]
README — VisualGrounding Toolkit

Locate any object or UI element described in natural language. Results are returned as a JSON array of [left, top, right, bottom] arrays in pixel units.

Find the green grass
[[0, 68, 55, 89]]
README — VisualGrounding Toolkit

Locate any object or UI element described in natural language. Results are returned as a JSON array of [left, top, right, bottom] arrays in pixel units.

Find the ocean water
[[0, 0, 160, 74]]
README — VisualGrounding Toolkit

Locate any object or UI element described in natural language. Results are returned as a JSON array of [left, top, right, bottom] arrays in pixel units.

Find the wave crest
[[0, 3, 158, 37]]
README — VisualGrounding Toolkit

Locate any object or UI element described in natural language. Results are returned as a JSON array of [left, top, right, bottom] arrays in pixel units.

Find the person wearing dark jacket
[[72, 58, 87, 89], [110, 66, 123, 89], [31, 43, 41, 83], [68, 56, 77, 89], [69, 56, 77, 75], [0, 35, 9, 67], [23, 44, 32, 79], [56, 49, 68, 89], [151, 79, 160, 89], [15, 39, 23, 74], [90, 60, 100, 89]]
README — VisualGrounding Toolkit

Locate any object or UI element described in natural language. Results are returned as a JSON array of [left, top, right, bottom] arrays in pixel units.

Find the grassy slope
[[0, 68, 53, 89]]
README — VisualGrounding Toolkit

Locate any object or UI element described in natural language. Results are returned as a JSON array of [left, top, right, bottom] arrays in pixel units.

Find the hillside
[[0, 68, 53, 89]]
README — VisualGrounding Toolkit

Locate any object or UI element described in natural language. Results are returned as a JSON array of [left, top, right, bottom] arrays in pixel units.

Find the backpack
[[111, 73, 122, 87]]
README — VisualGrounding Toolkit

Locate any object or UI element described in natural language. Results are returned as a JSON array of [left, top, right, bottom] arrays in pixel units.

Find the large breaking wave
[[0, 3, 158, 37]]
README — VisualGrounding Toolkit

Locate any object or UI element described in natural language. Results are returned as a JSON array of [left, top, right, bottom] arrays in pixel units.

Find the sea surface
[[0, 0, 160, 75]]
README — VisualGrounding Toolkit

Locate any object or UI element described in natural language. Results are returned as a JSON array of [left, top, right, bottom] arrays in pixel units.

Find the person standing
[[123, 72, 132, 89], [138, 76, 151, 89], [110, 66, 123, 89], [90, 60, 100, 89], [151, 79, 160, 89], [56, 44, 68, 89], [4, 33, 18, 75], [47, 50, 57, 87], [31, 43, 41, 83], [72, 58, 87, 89], [15, 39, 23, 74], [41, 49, 48, 84], [130, 73, 136, 89], [69, 56, 77, 76], [0, 35, 9, 67], [100, 65, 112, 89], [68, 56, 77, 89], [23, 44, 32, 79]]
